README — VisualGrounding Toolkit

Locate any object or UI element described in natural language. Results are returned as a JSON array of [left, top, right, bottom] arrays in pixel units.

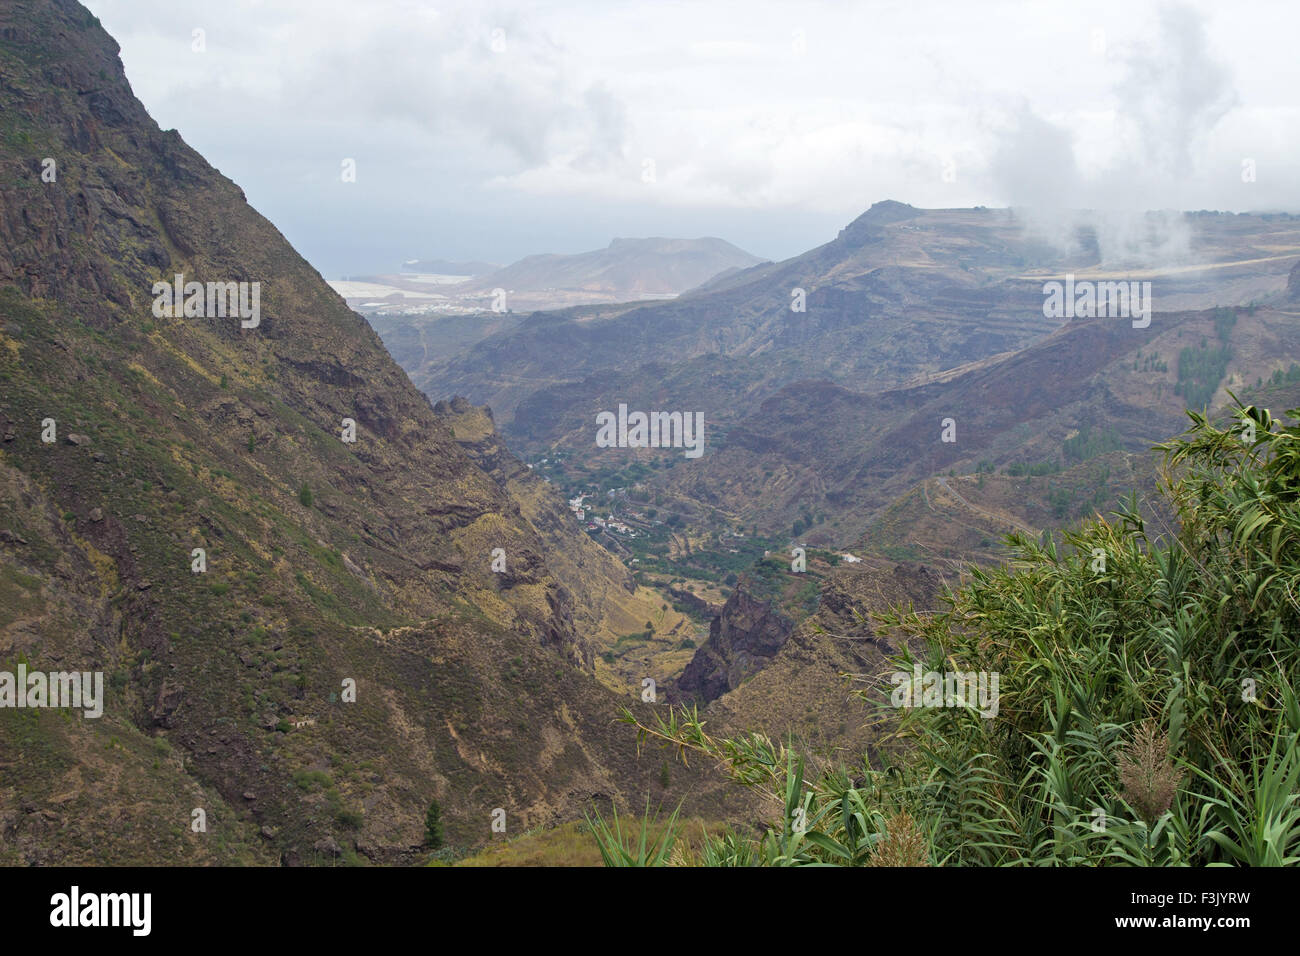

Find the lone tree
[[424, 798, 444, 849]]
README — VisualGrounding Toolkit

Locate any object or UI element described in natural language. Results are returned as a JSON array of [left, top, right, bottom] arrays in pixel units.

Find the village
[[567, 492, 642, 537]]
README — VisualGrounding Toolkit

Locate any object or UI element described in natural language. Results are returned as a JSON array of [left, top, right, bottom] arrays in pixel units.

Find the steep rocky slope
[[671, 587, 795, 705], [695, 557, 946, 759], [0, 0, 734, 864]]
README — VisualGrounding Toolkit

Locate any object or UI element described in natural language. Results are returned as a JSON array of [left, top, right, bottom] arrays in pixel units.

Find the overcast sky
[[84, 0, 1300, 277]]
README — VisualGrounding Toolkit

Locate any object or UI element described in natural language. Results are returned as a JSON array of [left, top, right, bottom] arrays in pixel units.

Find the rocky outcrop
[[671, 586, 794, 704], [668, 585, 721, 620]]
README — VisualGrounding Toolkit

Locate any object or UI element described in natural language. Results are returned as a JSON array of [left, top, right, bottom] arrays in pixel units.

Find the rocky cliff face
[[432, 395, 649, 674], [701, 558, 946, 756], [0, 0, 733, 864], [671, 587, 794, 704]]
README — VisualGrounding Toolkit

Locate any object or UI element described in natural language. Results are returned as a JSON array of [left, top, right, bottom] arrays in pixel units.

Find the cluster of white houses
[[567, 493, 638, 536]]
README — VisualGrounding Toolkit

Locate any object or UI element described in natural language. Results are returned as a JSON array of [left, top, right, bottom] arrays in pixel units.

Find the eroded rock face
[[672, 587, 794, 704]]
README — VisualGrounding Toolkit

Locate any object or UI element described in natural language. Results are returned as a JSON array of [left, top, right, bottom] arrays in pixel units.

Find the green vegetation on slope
[[608, 399, 1300, 865], [1175, 307, 1237, 410], [1063, 423, 1122, 464], [1175, 340, 1233, 410]]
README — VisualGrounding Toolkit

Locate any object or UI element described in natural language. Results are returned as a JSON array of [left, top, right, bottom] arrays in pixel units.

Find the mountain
[[650, 288, 1300, 759], [421, 244, 1300, 756], [458, 236, 766, 312], [649, 295, 1300, 543], [411, 202, 1300, 460], [344, 237, 766, 390], [593, 289, 1300, 758], [0, 0, 737, 865], [351, 237, 763, 321], [397, 199, 1300, 556], [400, 259, 499, 277]]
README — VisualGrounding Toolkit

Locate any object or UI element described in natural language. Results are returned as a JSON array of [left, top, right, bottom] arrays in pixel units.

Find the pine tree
[[424, 798, 444, 849]]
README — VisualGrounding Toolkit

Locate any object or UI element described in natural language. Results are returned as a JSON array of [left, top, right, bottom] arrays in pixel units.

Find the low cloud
[[84, 0, 1299, 274], [990, 2, 1239, 265]]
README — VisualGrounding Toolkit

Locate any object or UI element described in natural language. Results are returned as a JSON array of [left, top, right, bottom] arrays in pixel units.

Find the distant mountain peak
[[458, 236, 764, 308], [866, 198, 917, 215], [605, 236, 738, 251], [836, 200, 921, 247], [400, 258, 498, 276]]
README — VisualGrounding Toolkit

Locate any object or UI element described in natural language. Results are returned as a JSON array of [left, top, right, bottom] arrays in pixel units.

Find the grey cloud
[[990, 2, 1236, 264], [273, 8, 627, 170], [1113, 2, 1238, 181]]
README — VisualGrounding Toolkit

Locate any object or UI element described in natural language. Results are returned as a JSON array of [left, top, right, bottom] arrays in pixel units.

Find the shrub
[[610, 399, 1300, 866], [425, 798, 444, 849], [337, 807, 364, 830]]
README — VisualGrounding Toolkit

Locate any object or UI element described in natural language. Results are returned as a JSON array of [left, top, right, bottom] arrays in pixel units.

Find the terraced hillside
[[649, 296, 1300, 542], [413, 202, 1300, 458]]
